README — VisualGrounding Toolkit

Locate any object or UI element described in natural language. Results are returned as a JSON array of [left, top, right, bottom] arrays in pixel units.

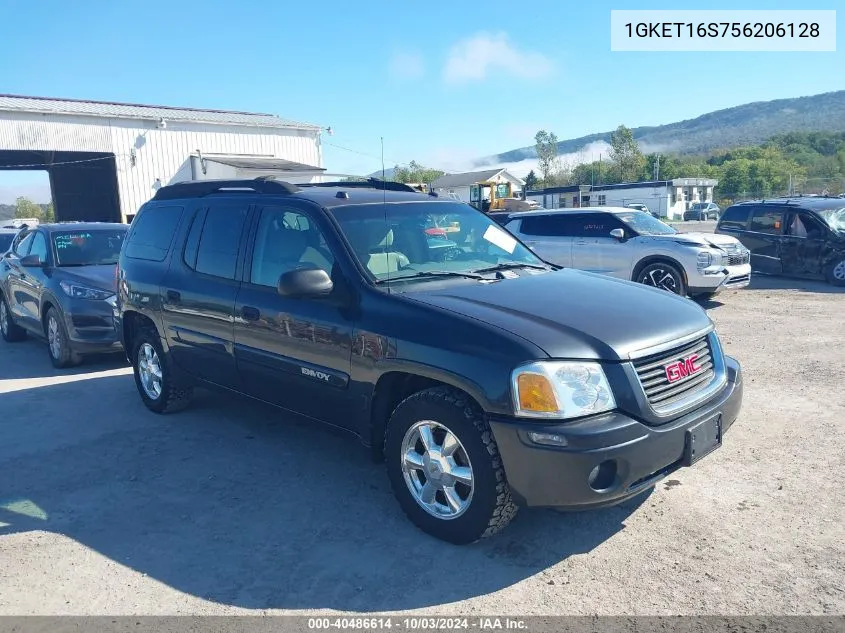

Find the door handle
[[166, 290, 181, 302], [241, 306, 260, 321]]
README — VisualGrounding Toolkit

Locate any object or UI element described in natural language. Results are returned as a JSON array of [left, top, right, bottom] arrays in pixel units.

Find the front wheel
[[46, 307, 82, 368], [826, 258, 845, 287], [636, 262, 686, 295], [385, 387, 518, 544]]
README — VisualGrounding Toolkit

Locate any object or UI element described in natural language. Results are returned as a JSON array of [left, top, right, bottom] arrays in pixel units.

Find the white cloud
[[388, 51, 425, 80], [443, 32, 554, 84]]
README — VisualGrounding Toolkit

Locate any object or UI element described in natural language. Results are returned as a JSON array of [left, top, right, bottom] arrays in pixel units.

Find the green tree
[[44, 202, 55, 222], [392, 161, 444, 184], [523, 170, 539, 191], [15, 196, 45, 221], [534, 130, 559, 185], [609, 125, 645, 182]]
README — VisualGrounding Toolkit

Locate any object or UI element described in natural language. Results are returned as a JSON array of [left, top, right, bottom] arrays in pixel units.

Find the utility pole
[[654, 155, 661, 181]]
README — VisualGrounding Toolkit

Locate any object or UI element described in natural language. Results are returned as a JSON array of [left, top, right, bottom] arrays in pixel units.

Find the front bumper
[[489, 356, 743, 509], [689, 263, 752, 294], [62, 297, 123, 355]]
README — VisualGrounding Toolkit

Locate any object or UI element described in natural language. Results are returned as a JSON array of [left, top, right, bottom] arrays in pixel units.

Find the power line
[[0, 155, 119, 169]]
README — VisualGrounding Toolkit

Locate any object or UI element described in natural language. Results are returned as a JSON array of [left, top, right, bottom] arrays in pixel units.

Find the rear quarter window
[[124, 205, 185, 261], [717, 206, 751, 231]]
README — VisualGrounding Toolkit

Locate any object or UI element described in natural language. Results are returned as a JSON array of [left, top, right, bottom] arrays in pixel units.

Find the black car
[[0, 222, 128, 367], [117, 178, 743, 544], [715, 197, 845, 286], [684, 202, 721, 221]]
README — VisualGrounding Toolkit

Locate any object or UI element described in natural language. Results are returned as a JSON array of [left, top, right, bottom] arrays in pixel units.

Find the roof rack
[[152, 179, 300, 200], [298, 178, 420, 193]]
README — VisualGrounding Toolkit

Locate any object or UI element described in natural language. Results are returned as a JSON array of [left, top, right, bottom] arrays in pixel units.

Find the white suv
[[501, 207, 752, 297]]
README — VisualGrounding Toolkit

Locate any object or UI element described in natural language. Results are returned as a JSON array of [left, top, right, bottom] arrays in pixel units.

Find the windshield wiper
[[471, 262, 551, 274], [375, 270, 486, 283]]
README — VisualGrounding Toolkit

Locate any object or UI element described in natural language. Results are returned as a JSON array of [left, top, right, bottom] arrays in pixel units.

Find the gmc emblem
[[665, 354, 702, 383]]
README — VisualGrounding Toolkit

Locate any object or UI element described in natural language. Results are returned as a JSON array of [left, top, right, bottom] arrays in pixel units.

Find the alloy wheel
[[0, 301, 7, 335], [137, 343, 163, 400], [640, 267, 679, 293], [400, 420, 474, 520], [48, 315, 62, 359], [833, 260, 845, 281]]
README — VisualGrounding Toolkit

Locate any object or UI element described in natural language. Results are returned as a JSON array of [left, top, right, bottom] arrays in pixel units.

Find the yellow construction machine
[[469, 179, 515, 212]]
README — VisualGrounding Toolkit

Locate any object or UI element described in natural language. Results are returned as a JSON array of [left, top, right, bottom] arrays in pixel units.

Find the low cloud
[[388, 51, 425, 80], [443, 32, 554, 84]]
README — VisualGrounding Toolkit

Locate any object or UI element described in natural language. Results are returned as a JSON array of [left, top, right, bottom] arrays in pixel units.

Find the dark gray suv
[[0, 222, 128, 367]]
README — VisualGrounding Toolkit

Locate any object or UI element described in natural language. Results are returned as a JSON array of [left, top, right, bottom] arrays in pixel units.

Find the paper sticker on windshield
[[483, 225, 517, 254]]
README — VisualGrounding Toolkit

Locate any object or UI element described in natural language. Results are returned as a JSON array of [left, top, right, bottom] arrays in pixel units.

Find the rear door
[[780, 210, 829, 276], [511, 214, 575, 266], [160, 200, 252, 390], [745, 206, 787, 274], [3, 231, 35, 327], [570, 213, 636, 278]]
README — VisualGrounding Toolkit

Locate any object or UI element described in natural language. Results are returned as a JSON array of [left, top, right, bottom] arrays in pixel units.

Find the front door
[[161, 202, 250, 390], [570, 214, 635, 278], [3, 230, 43, 331], [745, 206, 786, 274], [780, 211, 829, 277], [233, 204, 355, 425], [15, 231, 51, 331]]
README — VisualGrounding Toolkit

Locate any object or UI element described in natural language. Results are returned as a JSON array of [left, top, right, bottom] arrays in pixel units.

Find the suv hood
[[406, 269, 712, 361], [657, 232, 742, 249], [54, 264, 117, 292]]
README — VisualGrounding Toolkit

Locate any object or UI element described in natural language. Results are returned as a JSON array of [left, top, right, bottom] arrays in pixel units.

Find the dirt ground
[[0, 273, 843, 616]]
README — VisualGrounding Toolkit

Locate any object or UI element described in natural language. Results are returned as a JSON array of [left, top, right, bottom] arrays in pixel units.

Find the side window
[[28, 232, 49, 263], [718, 206, 751, 231], [14, 232, 34, 257], [182, 209, 207, 269], [520, 215, 578, 237], [576, 214, 622, 238], [250, 206, 335, 288], [194, 203, 249, 280], [125, 205, 184, 261], [749, 207, 785, 234]]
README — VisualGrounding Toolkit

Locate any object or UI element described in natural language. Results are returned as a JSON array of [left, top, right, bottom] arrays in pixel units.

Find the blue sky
[[1, 0, 843, 202]]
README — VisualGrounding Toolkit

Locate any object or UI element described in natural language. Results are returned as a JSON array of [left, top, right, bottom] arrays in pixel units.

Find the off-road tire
[[45, 306, 82, 368], [384, 386, 518, 544], [0, 295, 26, 342], [131, 325, 194, 414]]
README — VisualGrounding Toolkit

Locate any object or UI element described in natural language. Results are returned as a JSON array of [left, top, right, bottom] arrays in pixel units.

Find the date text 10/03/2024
[[307, 617, 528, 630]]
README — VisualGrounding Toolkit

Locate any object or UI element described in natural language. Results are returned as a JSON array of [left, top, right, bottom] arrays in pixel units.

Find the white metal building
[[0, 95, 325, 222], [527, 178, 719, 219]]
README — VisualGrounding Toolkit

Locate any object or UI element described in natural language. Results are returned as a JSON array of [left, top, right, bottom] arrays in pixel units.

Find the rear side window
[[520, 215, 578, 236], [749, 207, 785, 234], [125, 205, 184, 261], [193, 203, 249, 280], [718, 206, 751, 231]]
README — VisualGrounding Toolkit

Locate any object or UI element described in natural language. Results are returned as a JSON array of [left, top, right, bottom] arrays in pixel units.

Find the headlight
[[696, 250, 723, 269], [59, 281, 114, 301], [511, 361, 616, 419]]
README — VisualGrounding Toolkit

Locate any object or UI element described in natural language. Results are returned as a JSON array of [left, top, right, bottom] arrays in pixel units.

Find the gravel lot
[[1, 270, 843, 616]]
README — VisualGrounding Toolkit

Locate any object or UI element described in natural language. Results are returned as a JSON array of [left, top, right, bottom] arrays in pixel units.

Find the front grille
[[632, 336, 715, 409], [726, 251, 750, 266]]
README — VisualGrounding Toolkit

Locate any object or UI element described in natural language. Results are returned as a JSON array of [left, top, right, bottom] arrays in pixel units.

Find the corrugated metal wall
[[0, 113, 321, 221]]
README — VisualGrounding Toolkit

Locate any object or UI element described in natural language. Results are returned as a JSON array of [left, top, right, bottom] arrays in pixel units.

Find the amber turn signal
[[516, 373, 558, 413]]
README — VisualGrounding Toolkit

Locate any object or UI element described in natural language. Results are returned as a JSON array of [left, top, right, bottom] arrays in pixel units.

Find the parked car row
[[0, 179, 748, 546]]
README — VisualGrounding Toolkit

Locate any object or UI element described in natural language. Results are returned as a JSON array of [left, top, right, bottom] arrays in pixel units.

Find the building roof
[[528, 178, 718, 195], [0, 94, 322, 131], [432, 168, 525, 189], [203, 155, 324, 171]]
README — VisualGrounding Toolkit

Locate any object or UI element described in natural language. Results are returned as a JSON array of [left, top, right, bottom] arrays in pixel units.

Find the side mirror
[[20, 254, 45, 267], [277, 267, 333, 298], [610, 228, 626, 241]]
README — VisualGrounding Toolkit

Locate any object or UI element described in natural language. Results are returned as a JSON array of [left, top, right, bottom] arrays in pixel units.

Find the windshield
[[690, 203, 707, 210], [817, 207, 845, 232], [329, 201, 544, 281], [614, 211, 678, 236], [53, 229, 127, 266], [0, 233, 14, 253]]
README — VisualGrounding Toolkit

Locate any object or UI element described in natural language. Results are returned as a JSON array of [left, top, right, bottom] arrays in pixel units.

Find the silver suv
[[501, 207, 751, 297]]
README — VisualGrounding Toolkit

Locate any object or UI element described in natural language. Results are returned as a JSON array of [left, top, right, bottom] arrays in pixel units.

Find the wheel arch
[[120, 310, 160, 356], [367, 365, 491, 463]]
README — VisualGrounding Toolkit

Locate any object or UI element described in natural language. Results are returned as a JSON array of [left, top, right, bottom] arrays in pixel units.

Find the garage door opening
[[0, 151, 121, 223]]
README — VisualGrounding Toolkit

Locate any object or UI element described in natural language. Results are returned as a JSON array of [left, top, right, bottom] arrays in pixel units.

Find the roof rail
[[299, 178, 420, 193], [152, 179, 300, 200]]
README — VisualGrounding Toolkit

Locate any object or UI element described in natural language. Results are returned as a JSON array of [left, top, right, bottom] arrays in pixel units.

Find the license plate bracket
[[684, 414, 722, 466]]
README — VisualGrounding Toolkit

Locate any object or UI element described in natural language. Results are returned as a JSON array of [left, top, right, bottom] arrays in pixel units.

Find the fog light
[[528, 431, 568, 447], [588, 460, 618, 491]]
